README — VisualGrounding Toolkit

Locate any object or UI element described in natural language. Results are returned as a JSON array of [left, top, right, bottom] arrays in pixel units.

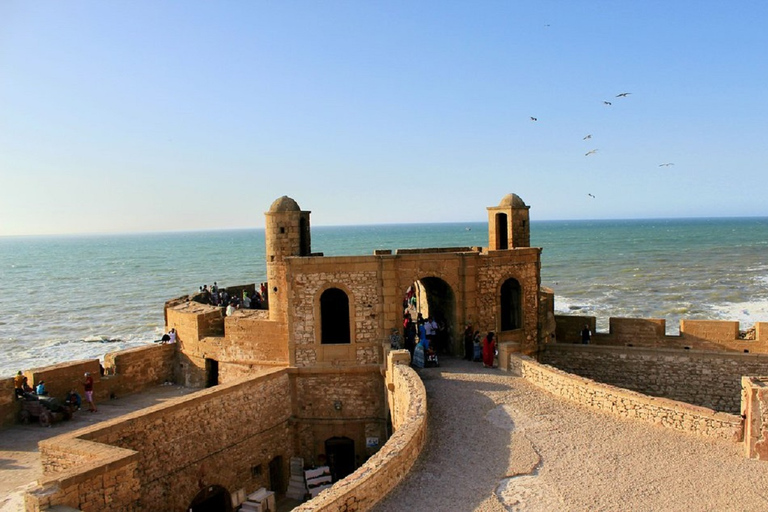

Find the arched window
[[500, 278, 522, 331], [321, 288, 350, 344], [495, 213, 509, 250]]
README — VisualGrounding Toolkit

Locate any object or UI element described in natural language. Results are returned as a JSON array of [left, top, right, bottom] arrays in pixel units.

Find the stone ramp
[[373, 356, 768, 511]]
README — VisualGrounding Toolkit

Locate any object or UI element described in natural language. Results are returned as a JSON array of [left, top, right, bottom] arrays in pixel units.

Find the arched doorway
[[188, 484, 232, 512], [402, 277, 457, 355], [325, 436, 355, 482], [320, 288, 350, 344], [500, 278, 522, 331]]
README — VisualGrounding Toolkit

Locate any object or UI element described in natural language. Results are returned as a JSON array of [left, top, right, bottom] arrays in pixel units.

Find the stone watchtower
[[265, 196, 311, 322], [487, 193, 530, 250]]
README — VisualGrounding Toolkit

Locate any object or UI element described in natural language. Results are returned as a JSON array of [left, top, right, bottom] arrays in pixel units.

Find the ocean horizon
[[2, 216, 767, 378]]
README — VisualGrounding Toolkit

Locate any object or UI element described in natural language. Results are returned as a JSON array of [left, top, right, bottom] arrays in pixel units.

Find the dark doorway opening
[[500, 278, 522, 331], [189, 484, 232, 512], [205, 358, 219, 388], [269, 455, 284, 494], [325, 437, 355, 483], [403, 277, 457, 355], [496, 212, 509, 250], [320, 288, 350, 344]]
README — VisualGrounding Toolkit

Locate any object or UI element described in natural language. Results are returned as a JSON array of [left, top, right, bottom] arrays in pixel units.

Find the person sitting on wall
[[35, 380, 47, 396], [14, 371, 25, 399], [22, 376, 33, 394], [225, 301, 236, 317], [581, 324, 592, 345], [168, 328, 177, 343]]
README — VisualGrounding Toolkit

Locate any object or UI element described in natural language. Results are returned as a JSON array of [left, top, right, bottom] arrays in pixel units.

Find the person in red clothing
[[83, 372, 97, 412], [482, 332, 496, 368]]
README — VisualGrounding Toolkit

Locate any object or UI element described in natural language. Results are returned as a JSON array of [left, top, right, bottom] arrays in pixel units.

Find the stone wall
[[293, 350, 427, 512], [556, 315, 768, 352], [511, 353, 742, 442], [742, 376, 768, 460], [539, 343, 768, 413], [2, 344, 175, 429], [291, 366, 387, 467], [27, 369, 294, 512]]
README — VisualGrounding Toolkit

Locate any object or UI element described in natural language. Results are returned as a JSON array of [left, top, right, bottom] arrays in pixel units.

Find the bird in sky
[[616, 92, 631, 97], [585, 149, 598, 156], [659, 162, 675, 167], [583, 134, 592, 140], [588, 193, 596, 198], [530, 116, 538, 121], [603, 101, 612, 106]]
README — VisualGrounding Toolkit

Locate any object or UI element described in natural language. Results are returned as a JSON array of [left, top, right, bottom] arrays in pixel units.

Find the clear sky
[[2, 1, 767, 236]]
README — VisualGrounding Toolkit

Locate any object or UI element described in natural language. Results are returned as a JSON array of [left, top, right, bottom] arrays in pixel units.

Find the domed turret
[[264, 196, 312, 321], [487, 193, 530, 249]]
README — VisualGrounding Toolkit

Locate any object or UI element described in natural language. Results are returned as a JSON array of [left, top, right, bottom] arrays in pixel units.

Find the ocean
[[1, 217, 767, 378]]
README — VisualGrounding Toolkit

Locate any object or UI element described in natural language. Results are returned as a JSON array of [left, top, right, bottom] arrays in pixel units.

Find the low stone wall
[[1, 344, 175, 430], [742, 376, 768, 461], [556, 315, 768, 352], [27, 369, 294, 512], [539, 343, 768, 414], [293, 350, 427, 512], [511, 353, 742, 442]]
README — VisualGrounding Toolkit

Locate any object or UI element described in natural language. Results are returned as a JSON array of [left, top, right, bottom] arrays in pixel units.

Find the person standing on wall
[[581, 324, 591, 344], [83, 372, 97, 412]]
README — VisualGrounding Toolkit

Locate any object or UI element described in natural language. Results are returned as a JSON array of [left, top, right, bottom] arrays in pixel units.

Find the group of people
[[463, 325, 498, 368], [195, 282, 269, 314], [13, 371, 97, 412]]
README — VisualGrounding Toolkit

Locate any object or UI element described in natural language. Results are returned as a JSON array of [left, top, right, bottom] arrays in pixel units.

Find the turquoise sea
[[1, 217, 767, 378]]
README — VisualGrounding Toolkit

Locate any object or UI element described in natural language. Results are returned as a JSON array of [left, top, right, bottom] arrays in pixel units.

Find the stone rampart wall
[[2, 344, 175, 430], [539, 343, 768, 413], [510, 353, 742, 442], [556, 315, 768, 352], [27, 369, 294, 512], [293, 351, 427, 512]]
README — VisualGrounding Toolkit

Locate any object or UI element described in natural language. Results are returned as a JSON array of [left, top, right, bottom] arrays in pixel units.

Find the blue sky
[[1, 1, 767, 235]]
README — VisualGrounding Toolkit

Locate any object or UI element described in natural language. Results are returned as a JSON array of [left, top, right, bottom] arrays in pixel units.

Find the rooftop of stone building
[[268, 195, 302, 213], [498, 193, 527, 208]]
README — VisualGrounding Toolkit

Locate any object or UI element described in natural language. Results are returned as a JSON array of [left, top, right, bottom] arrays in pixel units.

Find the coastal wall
[[556, 315, 768, 352], [539, 343, 768, 414], [510, 353, 742, 442], [293, 350, 427, 512], [1, 344, 175, 429], [27, 368, 294, 512]]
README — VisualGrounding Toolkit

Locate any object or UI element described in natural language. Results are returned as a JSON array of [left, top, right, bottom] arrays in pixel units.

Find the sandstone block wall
[[2, 345, 176, 429], [28, 369, 294, 512], [742, 376, 768, 460], [540, 344, 768, 413], [293, 351, 427, 512], [291, 367, 387, 467], [511, 354, 742, 441], [556, 315, 768, 353]]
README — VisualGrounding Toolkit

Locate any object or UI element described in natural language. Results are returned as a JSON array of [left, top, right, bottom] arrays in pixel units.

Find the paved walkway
[[374, 357, 768, 512], [0, 384, 196, 512]]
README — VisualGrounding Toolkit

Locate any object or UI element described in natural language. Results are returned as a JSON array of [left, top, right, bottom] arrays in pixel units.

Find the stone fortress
[[5, 193, 768, 512]]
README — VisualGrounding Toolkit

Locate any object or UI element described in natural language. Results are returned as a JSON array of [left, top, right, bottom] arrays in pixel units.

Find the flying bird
[[659, 163, 675, 167], [588, 193, 596, 198], [530, 116, 538, 121], [583, 134, 592, 140], [603, 101, 612, 106], [585, 149, 598, 156], [616, 92, 631, 97]]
